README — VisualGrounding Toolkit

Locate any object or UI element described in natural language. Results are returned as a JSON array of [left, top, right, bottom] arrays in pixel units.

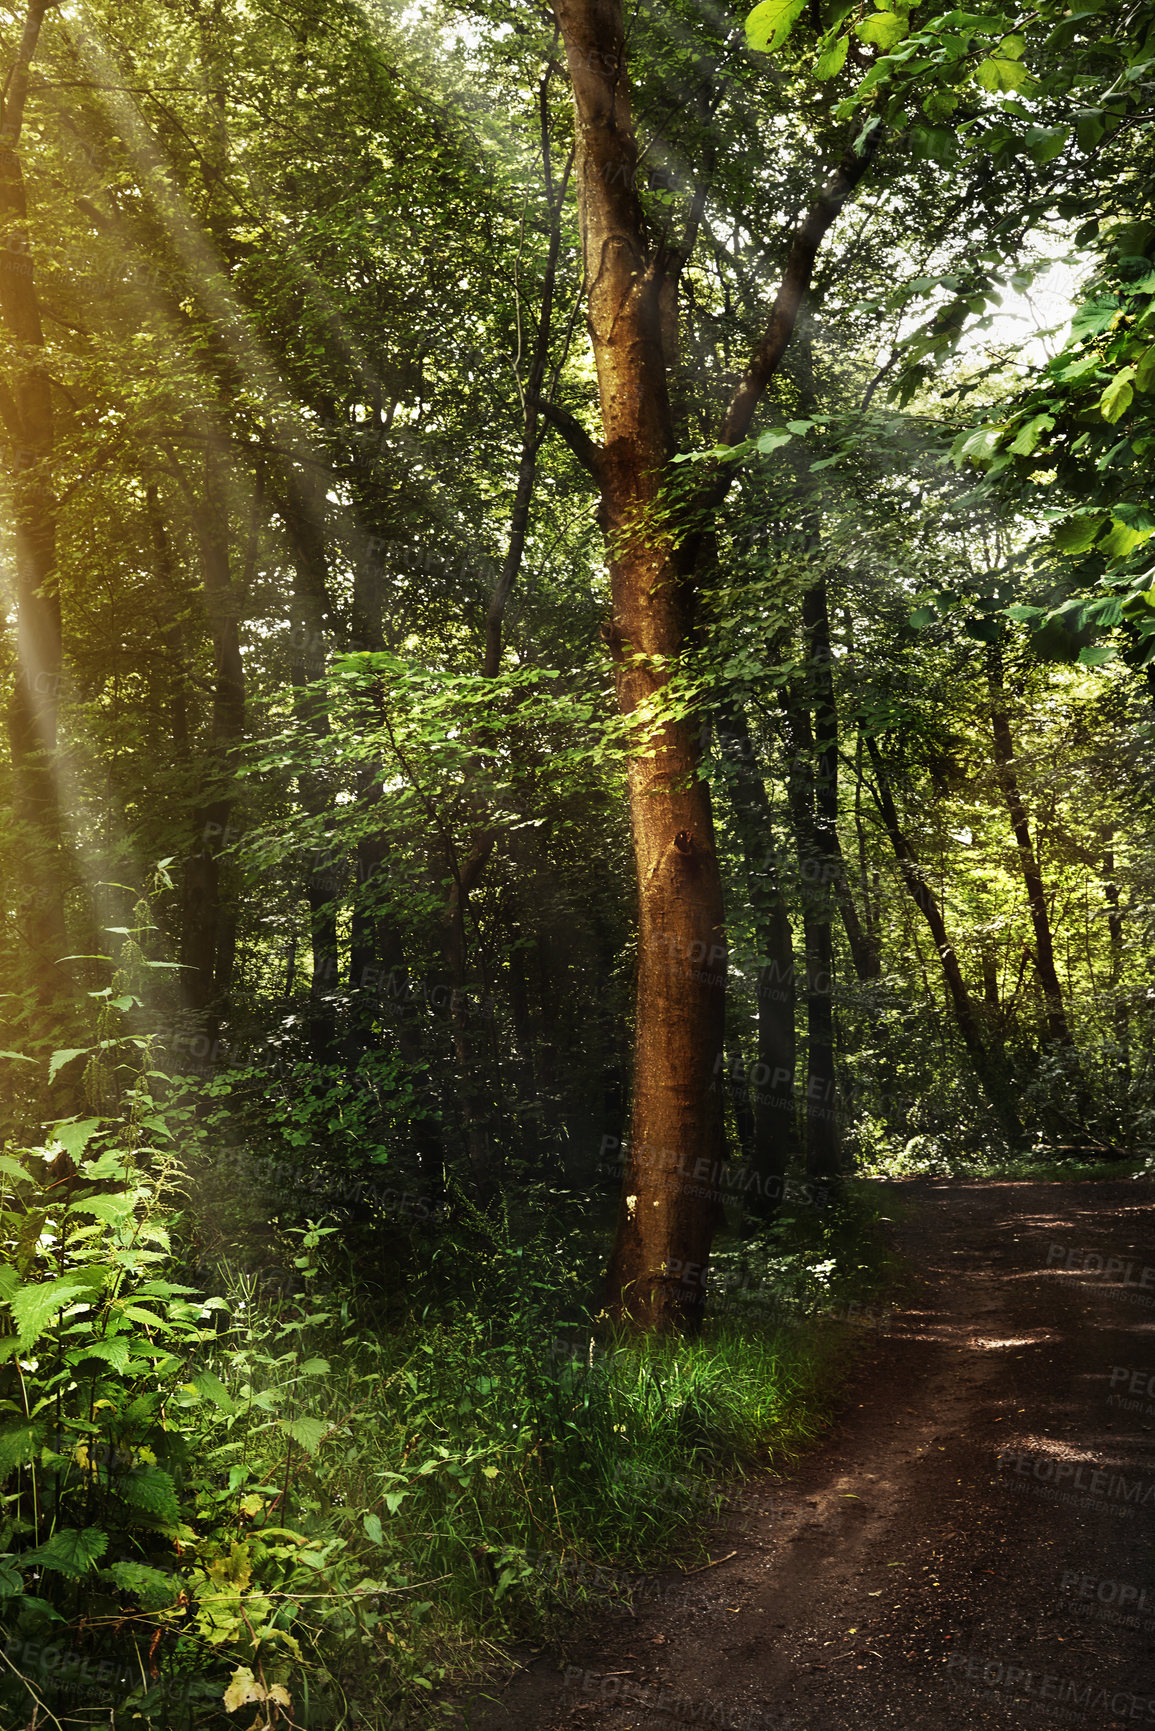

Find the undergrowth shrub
[[0, 885, 900, 1728]]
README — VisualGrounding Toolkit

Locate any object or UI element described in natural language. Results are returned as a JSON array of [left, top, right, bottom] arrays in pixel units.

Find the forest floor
[[452, 1176, 1155, 1731]]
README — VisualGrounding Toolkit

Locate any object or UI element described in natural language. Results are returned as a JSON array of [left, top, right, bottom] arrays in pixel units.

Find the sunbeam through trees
[[0, 0, 1154, 1723]]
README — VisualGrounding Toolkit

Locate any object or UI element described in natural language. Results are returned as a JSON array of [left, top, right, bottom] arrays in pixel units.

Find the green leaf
[[280, 1416, 327, 1455], [1100, 518, 1148, 559], [855, 10, 907, 48], [0, 1051, 36, 1065], [1008, 413, 1055, 456], [975, 55, 1027, 91], [67, 1334, 133, 1372], [69, 1192, 135, 1225], [909, 126, 957, 164], [922, 87, 958, 124], [745, 0, 806, 52], [952, 424, 1005, 466], [48, 1119, 104, 1162], [48, 1049, 88, 1082], [1025, 126, 1069, 166], [756, 428, 794, 454], [1053, 352, 1103, 383], [1053, 514, 1107, 553], [0, 1557, 23, 1597], [1076, 109, 1107, 150], [0, 1421, 44, 1482], [117, 1465, 180, 1523], [187, 1369, 237, 1413], [84, 1149, 132, 1183], [1134, 345, 1155, 393], [103, 1560, 181, 1609], [363, 1512, 384, 1546], [1078, 644, 1115, 665], [1112, 501, 1155, 532], [0, 1155, 32, 1186], [1071, 297, 1117, 341], [1101, 370, 1136, 422], [22, 1527, 109, 1578], [908, 607, 936, 630], [9, 1278, 98, 1350], [813, 34, 849, 76]]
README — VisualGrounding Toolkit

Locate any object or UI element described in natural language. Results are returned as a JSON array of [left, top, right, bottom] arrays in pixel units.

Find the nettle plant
[[0, 880, 365, 1726], [0, 892, 212, 1702]]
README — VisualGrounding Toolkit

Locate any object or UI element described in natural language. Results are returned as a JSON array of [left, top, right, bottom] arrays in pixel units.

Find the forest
[[0, 0, 1153, 1723]]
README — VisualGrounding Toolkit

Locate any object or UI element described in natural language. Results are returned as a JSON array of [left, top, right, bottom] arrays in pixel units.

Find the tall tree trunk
[[724, 1034, 757, 1171], [552, 0, 880, 1329], [344, 499, 447, 1193], [0, 0, 70, 1038], [782, 689, 840, 1183], [980, 948, 1001, 1017], [439, 67, 572, 1189], [377, 887, 446, 1204], [805, 582, 880, 982], [985, 641, 1074, 1051], [865, 736, 1023, 1145], [505, 919, 546, 1166], [178, 440, 245, 1035], [715, 701, 798, 1210], [349, 820, 446, 1201], [1102, 843, 1129, 1092], [555, 0, 723, 1329], [146, 485, 191, 759], [852, 732, 879, 963], [279, 470, 340, 1065], [441, 840, 495, 1185], [778, 581, 878, 1188]]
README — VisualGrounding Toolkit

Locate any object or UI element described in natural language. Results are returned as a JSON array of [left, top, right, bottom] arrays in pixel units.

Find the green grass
[[857, 1142, 1148, 1184], [0, 1185, 902, 1731]]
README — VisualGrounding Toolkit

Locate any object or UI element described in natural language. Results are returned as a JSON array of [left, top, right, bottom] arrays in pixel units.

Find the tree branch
[[717, 120, 884, 450], [529, 393, 605, 483]]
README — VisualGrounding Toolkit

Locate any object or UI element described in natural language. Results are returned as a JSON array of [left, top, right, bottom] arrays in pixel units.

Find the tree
[[547, 0, 894, 1329], [0, 0, 70, 1043]]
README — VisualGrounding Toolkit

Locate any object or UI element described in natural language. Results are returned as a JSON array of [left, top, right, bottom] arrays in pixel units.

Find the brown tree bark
[[724, 1033, 757, 1169], [865, 736, 1023, 1145], [278, 469, 340, 1065], [985, 641, 1074, 1049], [346, 815, 446, 1200], [714, 701, 798, 1210], [442, 70, 573, 1187], [343, 508, 447, 1192], [551, 0, 881, 1327], [780, 688, 840, 1182], [804, 581, 880, 982], [0, 0, 70, 1034], [1102, 842, 1129, 1091], [852, 733, 881, 961], [175, 439, 246, 1034]]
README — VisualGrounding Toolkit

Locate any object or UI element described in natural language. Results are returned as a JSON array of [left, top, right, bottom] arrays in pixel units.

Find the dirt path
[[454, 1177, 1155, 1731]]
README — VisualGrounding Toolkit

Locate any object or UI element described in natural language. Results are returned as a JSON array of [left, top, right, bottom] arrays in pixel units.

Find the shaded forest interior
[[0, 0, 1154, 1722]]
